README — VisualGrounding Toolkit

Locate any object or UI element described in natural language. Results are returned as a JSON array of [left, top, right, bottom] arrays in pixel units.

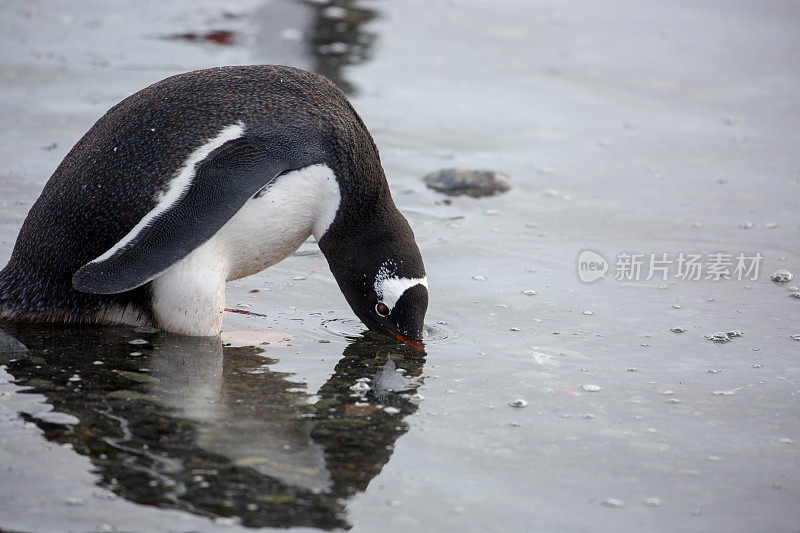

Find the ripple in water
[[320, 318, 453, 344]]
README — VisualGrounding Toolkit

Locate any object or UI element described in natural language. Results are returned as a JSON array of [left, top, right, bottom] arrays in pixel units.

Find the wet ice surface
[[1, 0, 799, 531]]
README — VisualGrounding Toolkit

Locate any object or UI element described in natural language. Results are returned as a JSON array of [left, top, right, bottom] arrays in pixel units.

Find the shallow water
[[1, 0, 799, 531]]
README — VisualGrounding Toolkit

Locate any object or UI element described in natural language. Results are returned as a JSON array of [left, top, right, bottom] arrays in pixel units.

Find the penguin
[[0, 65, 428, 347]]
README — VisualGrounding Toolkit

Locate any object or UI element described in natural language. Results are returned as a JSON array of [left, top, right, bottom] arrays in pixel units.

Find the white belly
[[218, 166, 338, 280], [150, 163, 340, 336]]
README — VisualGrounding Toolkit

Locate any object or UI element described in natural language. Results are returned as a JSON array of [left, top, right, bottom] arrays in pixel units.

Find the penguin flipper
[[73, 134, 312, 295]]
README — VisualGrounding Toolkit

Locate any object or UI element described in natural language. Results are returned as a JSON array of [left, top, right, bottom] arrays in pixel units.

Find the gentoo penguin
[[0, 65, 428, 346]]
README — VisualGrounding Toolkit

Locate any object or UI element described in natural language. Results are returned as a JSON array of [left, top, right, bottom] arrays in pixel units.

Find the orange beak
[[388, 330, 426, 352]]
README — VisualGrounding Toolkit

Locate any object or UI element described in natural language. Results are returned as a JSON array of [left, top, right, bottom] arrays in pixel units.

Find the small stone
[[582, 384, 602, 392], [583, 413, 595, 419], [423, 168, 512, 197], [770, 269, 794, 282], [602, 498, 624, 508], [509, 398, 528, 408], [726, 329, 744, 337], [643, 497, 662, 507], [705, 332, 730, 342]]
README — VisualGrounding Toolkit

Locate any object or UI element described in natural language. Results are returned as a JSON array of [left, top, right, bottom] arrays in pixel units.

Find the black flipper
[[73, 134, 315, 294]]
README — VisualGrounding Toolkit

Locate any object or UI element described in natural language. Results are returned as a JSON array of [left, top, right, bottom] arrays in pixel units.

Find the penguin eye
[[375, 302, 390, 317]]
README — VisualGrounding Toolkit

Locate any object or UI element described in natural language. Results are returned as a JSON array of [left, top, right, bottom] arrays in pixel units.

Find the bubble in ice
[[521, 290, 537, 296], [788, 286, 799, 292], [705, 332, 730, 342], [472, 275, 487, 281], [726, 330, 744, 337], [128, 338, 148, 345], [789, 293, 800, 300], [707, 369, 722, 374], [764, 222, 779, 229], [65, 497, 86, 506], [582, 310, 595, 315], [738, 221, 754, 229], [792, 334, 800, 341], [672, 305, 683, 309], [662, 390, 674, 395], [582, 384, 602, 392], [770, 269, 794, 282], [666, 398, 681, 404], [383, 406, 401, 415], [643, 497, 662, 507], [509, 398, 528, 408], [670, 327, 686, 333], [712, 389, 737, 396], [583, 413, 595, 419], [777, 437, 793, 444]]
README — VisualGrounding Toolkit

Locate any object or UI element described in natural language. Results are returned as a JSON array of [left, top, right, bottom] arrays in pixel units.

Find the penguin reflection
[[0, 325, 425, 529]]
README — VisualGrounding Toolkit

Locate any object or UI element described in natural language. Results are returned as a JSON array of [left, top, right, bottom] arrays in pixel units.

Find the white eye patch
[[374, 275, 428, 311]]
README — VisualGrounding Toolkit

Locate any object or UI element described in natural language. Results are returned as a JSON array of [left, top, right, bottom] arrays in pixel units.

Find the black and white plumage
[[0, 65, 428, 345]]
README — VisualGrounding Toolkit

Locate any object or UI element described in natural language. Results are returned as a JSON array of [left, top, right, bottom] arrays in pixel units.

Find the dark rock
[[423, 168, 512, 198]]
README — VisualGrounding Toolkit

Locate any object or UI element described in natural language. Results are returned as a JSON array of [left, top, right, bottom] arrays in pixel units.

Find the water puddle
[[0, 324, 425, 529]]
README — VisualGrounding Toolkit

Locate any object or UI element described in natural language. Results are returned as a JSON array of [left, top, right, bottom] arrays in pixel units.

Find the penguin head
[[365, 259, 428, 349], [320, 221, 428, 350]]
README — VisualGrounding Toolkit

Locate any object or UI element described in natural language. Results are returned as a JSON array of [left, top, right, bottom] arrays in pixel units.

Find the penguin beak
[[386, 329, 426, 353]]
